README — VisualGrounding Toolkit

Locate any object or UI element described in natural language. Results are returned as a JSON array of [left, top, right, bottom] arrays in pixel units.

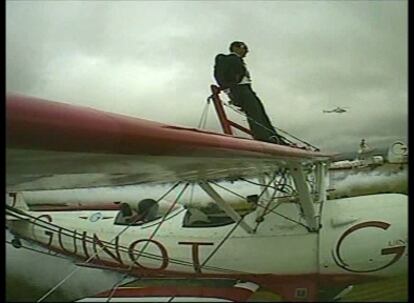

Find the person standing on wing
[[214, 41, 287, 145]]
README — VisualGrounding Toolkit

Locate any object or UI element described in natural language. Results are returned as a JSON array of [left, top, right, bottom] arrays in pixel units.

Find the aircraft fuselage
[[7, 193, 407, 301]]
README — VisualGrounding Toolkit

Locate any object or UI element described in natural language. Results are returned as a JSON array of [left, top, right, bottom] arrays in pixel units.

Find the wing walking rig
[[6, 91, 334, 233]]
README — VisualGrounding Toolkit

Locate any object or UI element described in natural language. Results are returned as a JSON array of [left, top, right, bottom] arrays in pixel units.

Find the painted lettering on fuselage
[[128, 238, 169, 270], [332, 221, 406, 273], [30, 214, 215, 273], [178, 241, 214, 273]]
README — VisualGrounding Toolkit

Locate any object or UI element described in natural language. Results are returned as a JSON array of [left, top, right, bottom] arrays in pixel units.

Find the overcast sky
[[6, 1, 407, 152]]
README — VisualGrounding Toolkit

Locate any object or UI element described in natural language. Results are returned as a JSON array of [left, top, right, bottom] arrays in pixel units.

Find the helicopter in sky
[[323, 106, 349, 114]]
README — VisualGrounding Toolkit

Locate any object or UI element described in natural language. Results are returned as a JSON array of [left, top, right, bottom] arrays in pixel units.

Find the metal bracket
[[198, 181, 255, 234]]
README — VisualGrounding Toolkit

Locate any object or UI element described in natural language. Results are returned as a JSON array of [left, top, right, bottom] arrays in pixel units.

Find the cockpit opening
[[182, 200, 257, 228], [114, 199, 160, 226]]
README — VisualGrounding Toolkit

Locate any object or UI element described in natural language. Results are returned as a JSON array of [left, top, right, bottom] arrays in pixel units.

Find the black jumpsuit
[[218, 53, 284, 144]]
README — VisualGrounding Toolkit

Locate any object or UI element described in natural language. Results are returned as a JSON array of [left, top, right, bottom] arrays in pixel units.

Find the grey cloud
[[6, 1, 407, 153]]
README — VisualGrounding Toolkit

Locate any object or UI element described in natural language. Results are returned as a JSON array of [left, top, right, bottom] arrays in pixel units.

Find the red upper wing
[[7, 94, 333, 191]]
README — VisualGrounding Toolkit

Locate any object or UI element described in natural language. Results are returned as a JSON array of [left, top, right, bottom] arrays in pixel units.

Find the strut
[[198, 180, 255, 234], [209, 85, 253, 136]]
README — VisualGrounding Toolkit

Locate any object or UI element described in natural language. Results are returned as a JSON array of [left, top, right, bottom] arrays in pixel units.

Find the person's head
[[229, 41, 249, 58], [137, 199, 158, 220], [120, 203, 132, 216]]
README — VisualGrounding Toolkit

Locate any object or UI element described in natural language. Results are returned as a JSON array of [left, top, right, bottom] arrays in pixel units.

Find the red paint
[[81, 231, 91, 259], [210, 85, 254, 137], [32, 215, 53, 248], [22, 215, 385, 301], [30, 203, 121, 212], [95, 285, 254, 302], [58, 228, 78, 254], [210, 85, 234, 135], [128, 239, 169, 271], [92, 234, 123, 265], [178, 241, 214, 273], [333, 221, 406, 273], [228, 120, 253, 135], [22, 231, 379, 301], [6, 93, 331, 159]]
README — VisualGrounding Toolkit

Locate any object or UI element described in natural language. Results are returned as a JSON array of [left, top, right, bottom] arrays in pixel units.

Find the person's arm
[[124, 212, 145, 224]]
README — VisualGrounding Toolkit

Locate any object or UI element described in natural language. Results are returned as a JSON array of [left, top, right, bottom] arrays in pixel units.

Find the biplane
[[6, 89, 407, 302]]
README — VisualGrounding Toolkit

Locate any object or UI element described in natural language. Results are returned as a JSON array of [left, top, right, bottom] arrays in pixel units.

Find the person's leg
[[249, 90, 279, 139], [227, 86, 245, 108], [229, 85, 287, 144], [237, 86, 281, 143]]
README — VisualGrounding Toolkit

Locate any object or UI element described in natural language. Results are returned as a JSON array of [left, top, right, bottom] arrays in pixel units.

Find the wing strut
[[289, 163, 320, 231], [198, 181, 255, 234]]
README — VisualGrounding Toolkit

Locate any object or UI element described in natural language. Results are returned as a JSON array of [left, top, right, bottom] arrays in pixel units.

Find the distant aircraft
[[327, 140, 407, 199], [323, 106, 348, 114]]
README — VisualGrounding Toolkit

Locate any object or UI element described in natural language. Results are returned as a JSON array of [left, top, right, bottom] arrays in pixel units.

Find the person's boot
[[278, 137, 290, 146], [269, 135, 289, 146]]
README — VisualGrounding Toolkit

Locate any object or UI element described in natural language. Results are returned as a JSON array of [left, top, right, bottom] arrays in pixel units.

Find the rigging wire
[[223, 102, 319, 150], [239, 176, 294, 194], [198, 98, 211, 129], [223, 102, 288, 142], [210, 181, 309, 230], [8, 92, 324, 301], [165, 172, 313, 302], [252, 172, 280, 230], [8, 176, 307, 302], [35, 181, 182, 302], [7, 176, 310, 302], [105, 182, 191, 302], [167, 194, 247, 303], [5, 208, 253, 275], [254, 172, 279, 222], [255, 170, 278, 200]]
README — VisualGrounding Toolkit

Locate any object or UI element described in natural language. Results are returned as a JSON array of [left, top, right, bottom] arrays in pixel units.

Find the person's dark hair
[[137, 199, 159, 222], [229, 41, 247, 52], [138, 199, 157, 214], [120, 203, 132, 216]]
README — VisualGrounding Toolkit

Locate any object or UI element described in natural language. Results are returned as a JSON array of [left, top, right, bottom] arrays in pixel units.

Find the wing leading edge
[[7, 94, 333, 191]]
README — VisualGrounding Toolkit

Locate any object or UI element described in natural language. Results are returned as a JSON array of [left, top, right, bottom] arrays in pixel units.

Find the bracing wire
[[254, 172, 279, 223], [223, 102, 286, 140], [8, 171, 314, 302], [166, 201, 245, 302], [256, 171, 278, 201], [223, 102, 319, 150], [7, 90, 324, 302], [7, 177, 310, 302], [198, 98, 211, 129], [5, 209, 254, 276], [35, 182, 182, 302], [210, 181, 309, 230], [165, 175, 311, 302], [239, 176, 294, 193], [105, 182, 191, 302]]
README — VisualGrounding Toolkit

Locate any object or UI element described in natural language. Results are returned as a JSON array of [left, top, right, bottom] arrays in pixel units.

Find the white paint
[[7, 194, 407, 278]]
